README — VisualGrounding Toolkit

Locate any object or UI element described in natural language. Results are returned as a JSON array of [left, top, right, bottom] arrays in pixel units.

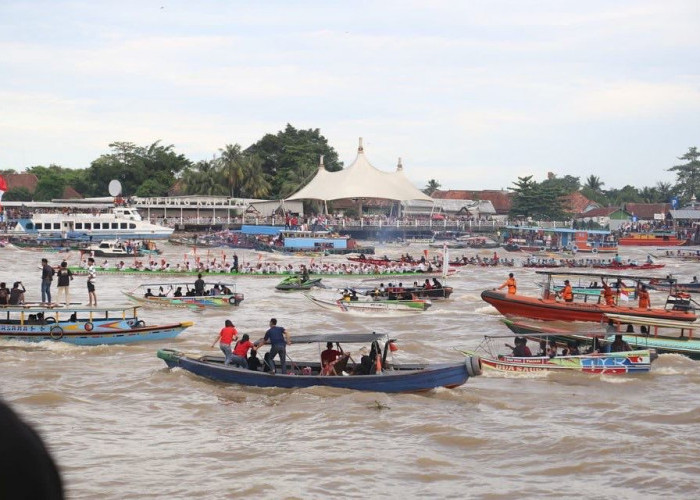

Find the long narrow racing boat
[[157, 333, 481, 392], [122, 282, 243, 309], [305, 293, 431, 314], [0, 305, 192, 345]]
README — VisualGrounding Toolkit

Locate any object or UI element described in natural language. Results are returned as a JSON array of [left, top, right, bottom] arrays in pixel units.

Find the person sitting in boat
[[173, 287, 183, 297], [157, 286, 169, 297], [424, 279, 433, 290], [247, 346, 262, 371], [9, 282, 26, 305], [547, 340, 558, 358], [536, 340, 547, 356], [497, 273, 517, 295], [506, 337, 532, 357], [556, 280, 574, 302], [210, 284, 221, 296], [637, 285, 651, 310], [610, 334, 632, 352], [646, 254, 654, 264], [432, 278, 442, 289], [567, 342, 580, 356], [144, 288, 154, 298], [692, 276, 699, 284], [221, 285, 232, 295], [321, 342, 345, 375]]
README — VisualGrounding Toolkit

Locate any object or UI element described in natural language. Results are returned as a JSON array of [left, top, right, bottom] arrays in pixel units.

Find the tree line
[[2, 125, 698, 220], [0, 124, 342, 202]]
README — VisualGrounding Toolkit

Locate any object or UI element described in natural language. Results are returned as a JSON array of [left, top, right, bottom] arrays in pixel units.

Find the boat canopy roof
[[287, 333, 388, 344], [535, 270, 675, 282], [131, 282, 238, 287], [505, 226, 611, 235], [604, 313, 698, 329]]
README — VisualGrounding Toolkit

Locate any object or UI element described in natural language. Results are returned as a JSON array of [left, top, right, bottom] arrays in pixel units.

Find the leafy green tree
[[668, 147, 700, 202], [2, 187, 32, 201], [245, 124, 342, 198], [27, 165, 68, 201], [581, 186, 609, 206], [655, 182, 674, 203], [219, 144, 245, 197], [423, 179, 441, 196], [607, 185, 642, 204], [239, 155, 271, 198], [86, 141, 191, 197]]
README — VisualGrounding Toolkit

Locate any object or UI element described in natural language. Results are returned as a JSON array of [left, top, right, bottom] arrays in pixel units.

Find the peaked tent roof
[[285, 139, 433, 202]]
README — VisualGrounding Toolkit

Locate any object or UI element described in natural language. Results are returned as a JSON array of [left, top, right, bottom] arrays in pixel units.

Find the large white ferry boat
[[10, 206, 174, 240]]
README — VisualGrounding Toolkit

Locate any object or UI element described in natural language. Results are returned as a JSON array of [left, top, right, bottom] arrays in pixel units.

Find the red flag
[[0, 174, 7, 212]]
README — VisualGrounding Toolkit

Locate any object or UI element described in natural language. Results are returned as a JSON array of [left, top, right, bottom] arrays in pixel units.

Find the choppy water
[[2, 243, 700, 499]]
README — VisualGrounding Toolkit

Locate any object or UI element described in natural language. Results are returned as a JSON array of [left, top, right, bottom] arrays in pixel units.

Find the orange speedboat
[[481, 289, 696, 323], [618, 232, 686, 246]]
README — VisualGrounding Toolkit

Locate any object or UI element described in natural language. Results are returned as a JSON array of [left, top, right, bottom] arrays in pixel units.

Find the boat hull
[[157, 349, 478, 392], [462, 350, 652, 374], [1, 322, 192, 345], [618, 234, 686, 246], [480, 289, 697, 323], [124, 292, 243, 308], [306, 295, 431, 313]]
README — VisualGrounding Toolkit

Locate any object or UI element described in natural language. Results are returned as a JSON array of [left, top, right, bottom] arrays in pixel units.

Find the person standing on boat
[[557, 280, 574, 302], [40, 258, 55, 305], [637, 285, 651, 310], [194, 273, 205, 296], [0, 282, 9, 305], [262, 318, 290, 374], [601, 279, 615, 306], [87, 257, 97, 307], [55, 261, 73, 307], [211, 319, 238, 365], [497, 273, 517, 295]]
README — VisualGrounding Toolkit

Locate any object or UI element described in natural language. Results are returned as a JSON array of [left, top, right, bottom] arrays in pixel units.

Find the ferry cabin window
[[102, 223, 110, 229], [129, 223, 136, 229], [111, 223, 118, 229], [84, 223, 91, 229], [26, 223, 34, 229], [34, 223, 41, 230], [53, 223, 60, 229], [75, 223, 83, 229], [120, 223, 127, 229]]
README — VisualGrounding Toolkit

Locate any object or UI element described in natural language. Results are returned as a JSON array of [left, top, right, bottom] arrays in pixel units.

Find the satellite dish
[[108, 179, 122, 197]]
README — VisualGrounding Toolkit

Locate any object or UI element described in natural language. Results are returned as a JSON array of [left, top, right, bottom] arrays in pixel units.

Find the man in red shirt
[[321, 342, 347, 375]]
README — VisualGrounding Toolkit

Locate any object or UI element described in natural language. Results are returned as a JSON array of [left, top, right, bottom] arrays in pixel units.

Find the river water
[[2, 244, 700, 499]]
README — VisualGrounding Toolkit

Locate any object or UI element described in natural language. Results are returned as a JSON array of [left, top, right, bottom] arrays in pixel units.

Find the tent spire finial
[[396, 157, 403, 172], [358, 137, 364, 153]]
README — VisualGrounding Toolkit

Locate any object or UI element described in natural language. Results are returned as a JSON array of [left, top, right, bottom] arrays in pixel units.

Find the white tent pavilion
[[285, 138, 433, 214]]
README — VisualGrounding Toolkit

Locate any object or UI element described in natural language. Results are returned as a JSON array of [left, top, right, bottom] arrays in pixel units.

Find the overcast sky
[[1, 0, 699, 192]]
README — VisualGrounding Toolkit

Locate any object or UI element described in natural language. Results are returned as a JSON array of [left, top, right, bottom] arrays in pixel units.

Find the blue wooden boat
[[157, 333, 482, 393], [0, 305, 193, 345]]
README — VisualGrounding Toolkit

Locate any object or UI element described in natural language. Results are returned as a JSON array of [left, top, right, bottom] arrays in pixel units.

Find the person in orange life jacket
[[211, 319, 238, 365], [497, 273, 517, 294], [556, 280, 574, 302], [637, 285, 651, 310], [601, 279, 615, 306]]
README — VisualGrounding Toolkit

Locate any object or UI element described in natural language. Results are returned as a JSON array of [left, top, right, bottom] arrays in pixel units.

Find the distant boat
[[8, 206, 173, 241], [618, 232, 687, 246], [157, 333, 482, 392], [275, 275, 324, 291]]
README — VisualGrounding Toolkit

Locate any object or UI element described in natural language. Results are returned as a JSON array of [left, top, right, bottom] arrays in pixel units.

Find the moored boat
[[157, 333, 481, 392], [0, 305, 192, 345], [618, 232, 687, 246]]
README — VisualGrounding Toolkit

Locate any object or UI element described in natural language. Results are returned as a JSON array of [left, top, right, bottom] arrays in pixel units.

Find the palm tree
[[219, 144, 245, 197], [239, 156, 272, 199], [182, 160, 227, 195], [423, 179, 441, 196], [585, 175, 604, 192]]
